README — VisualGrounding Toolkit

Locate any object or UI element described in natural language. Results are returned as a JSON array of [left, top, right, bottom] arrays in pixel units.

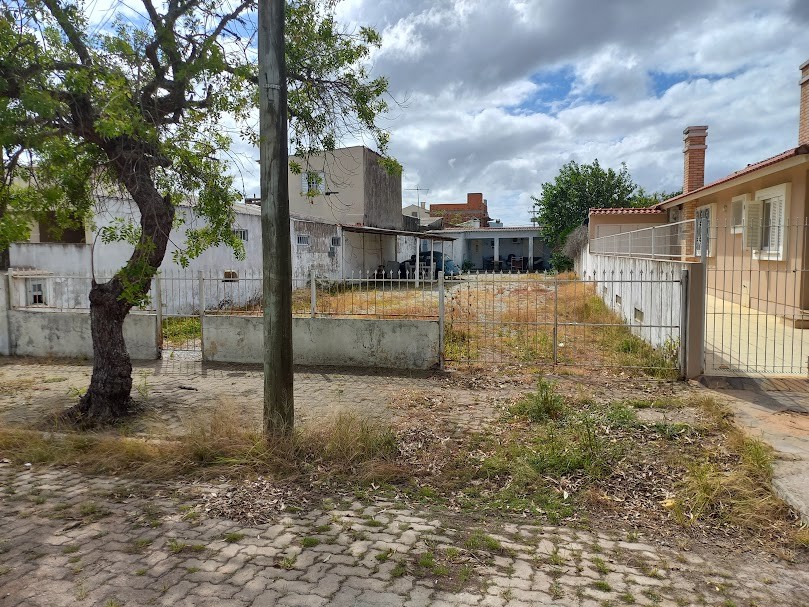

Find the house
[[429, 193, 492, 227], [427, 225, 550, 272], [402, 202, 431, 225], [5, 146, 452, 312]]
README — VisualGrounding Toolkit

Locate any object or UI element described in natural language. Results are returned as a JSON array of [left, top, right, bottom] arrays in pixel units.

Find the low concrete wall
[[203, 315, 440, 369], [576, 247, 705, 378], [7, 309, 159, 360]]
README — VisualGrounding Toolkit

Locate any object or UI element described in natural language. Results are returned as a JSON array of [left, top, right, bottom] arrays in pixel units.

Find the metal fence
[[589, 220, 693, 259], [8, 267, 683, 374], [703, 218, 809, 376], [444, 271, 682, 373]]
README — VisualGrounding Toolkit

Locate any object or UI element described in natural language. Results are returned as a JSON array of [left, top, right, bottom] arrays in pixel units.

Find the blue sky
[[330, 0, 808, 226], [84, 0, 809, 227]]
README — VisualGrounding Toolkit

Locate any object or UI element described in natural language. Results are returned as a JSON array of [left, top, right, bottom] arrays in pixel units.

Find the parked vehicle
[[399, 252, 460, 278]]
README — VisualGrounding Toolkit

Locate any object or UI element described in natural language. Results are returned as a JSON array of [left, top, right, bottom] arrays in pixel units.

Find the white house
[[5, 146, 452, 312], [427, 225, 550, 272]]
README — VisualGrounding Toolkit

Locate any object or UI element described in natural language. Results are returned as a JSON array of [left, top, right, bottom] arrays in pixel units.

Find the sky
[[84, 0, 809, 227], [321, 0, 809, 226]]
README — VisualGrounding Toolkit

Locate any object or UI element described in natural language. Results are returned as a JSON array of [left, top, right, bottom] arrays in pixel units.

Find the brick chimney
[[683, 125, 708, 194], [800, 59, 809, 146]]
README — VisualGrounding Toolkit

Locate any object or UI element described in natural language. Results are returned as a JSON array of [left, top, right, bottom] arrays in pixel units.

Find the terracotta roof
[[659, 145, 809, 207], [588, 207, 666, 215]]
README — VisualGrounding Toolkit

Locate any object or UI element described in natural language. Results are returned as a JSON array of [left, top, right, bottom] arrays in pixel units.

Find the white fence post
[[310, 269, 316, 318], [198, 270, 205, 356], [438, 270, 445, 370], [154, 274, 163, 350]]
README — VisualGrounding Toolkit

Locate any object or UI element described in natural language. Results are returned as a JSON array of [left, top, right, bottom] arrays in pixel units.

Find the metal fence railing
[[6, 267, 683, 374], [589, 219, 694, 259], [703, 218, 809, 376]]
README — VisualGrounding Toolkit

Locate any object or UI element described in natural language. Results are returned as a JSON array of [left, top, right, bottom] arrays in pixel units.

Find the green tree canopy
[[0, 0, 395, 423], [532, 160, 637, 251]]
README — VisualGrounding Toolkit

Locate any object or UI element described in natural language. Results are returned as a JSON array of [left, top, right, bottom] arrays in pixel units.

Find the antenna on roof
[[405, 185, 430, 208]]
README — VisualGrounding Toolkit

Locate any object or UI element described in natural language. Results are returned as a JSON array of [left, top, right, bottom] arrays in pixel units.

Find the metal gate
[[445, 271, 683, 376], [157, 271, 203, 360], [703, 218, 809, 376]]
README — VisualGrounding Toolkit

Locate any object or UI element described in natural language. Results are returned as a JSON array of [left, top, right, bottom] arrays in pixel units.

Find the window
[[300, 171, 326, 196], [694, 205, 714, 257], [731, 195, 748, 235], [745, 184, 790, 260], [27, 280, 46, 305], [411, 212, 418, 217], [223, 271, 239, 283], [296, 234, 310, 246], [233, 229, 248, 241], [331, 236, 341, 247]]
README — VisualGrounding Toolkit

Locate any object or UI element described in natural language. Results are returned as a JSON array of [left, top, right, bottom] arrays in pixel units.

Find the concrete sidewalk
[[700, 376, 809, 522]]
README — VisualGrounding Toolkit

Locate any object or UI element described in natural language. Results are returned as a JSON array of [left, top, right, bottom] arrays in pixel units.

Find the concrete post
[[493, 237, 499, 270], [0, 272, 11, 355], [684, 262, 706, 378], [438, 270, 445, 370], [528, 236, 534, 271]]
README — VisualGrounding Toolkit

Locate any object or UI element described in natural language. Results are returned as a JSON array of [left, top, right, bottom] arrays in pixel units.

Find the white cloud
[[235, 0, 807, 227]]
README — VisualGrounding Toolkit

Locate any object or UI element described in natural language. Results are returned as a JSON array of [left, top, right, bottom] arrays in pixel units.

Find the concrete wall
[[576, 246, 705, 378], [203, 315, 440, 369], [362, 148, 401, 230], [6, 309, 158, 360], [288, 147, 366, 225]]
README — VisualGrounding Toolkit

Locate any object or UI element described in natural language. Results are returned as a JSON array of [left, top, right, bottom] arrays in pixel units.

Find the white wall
[[576, 247, 686, 350], [203, 315, 440, 369], [7, 309, 158, 360]]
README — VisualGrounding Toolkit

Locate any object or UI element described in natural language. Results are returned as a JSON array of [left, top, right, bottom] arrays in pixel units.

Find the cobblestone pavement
[[2, 464, 808, 607], [0, 359, 513, 435]]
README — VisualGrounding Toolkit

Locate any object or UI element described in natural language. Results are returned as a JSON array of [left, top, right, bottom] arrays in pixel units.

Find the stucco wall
[[203, 315, 440, 369], [362, 148, 401, 230], [576, 247, 687, 352], [7, 309, 158, 360]]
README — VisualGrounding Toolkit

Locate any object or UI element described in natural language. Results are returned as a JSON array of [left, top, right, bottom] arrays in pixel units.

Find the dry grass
[[0, 406, 399, 482]]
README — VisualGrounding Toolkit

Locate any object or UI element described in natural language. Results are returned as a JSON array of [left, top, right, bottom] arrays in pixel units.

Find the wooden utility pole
[[258, 0, 293, 435]]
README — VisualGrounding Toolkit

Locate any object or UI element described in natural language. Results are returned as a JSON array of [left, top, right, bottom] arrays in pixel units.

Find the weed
[[464, 530, 501, 551], [62, 545, 80, 555], [618, 592, 636, 604], [0, 566, 10, 575], [68, 556, 81, 564], [186, 566, 201, 573], [301, 537, 319, 548], [550, 581, 564, 599], [510, 378, 565, 422], [417, 552, 435, 568], [391, 562, 407, 577], [167, 539, 187, 554], [135, 568, 147, 576], [44, 377, 68, 383], [105, 599, 123, 607], [375, 549, 393, 562], [549, 549, 565, 566], [163, 317, 201, 344], [364, 519, 384, 528], [593, 556, 609, 575], [223, 532, 245, 544], [315, 524, 331, 533], [278, 556, 296, 570], [593, 580, 613, 592]]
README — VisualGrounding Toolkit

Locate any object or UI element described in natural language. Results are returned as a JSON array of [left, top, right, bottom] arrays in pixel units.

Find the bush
[[550, 252, 573, 273], [510, 378, 566, 422]]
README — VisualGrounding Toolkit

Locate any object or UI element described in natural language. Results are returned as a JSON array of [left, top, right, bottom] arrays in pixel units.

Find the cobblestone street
[[1, 359, 808, 606], [2, 465, 808, 607]]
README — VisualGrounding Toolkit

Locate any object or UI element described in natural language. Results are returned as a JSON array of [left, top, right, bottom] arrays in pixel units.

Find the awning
[[339, 224, 455, 241]]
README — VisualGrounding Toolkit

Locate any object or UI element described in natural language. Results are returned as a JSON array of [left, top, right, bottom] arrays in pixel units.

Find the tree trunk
[[72, 279, 134, 424], [66, 155, 175, 426]]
